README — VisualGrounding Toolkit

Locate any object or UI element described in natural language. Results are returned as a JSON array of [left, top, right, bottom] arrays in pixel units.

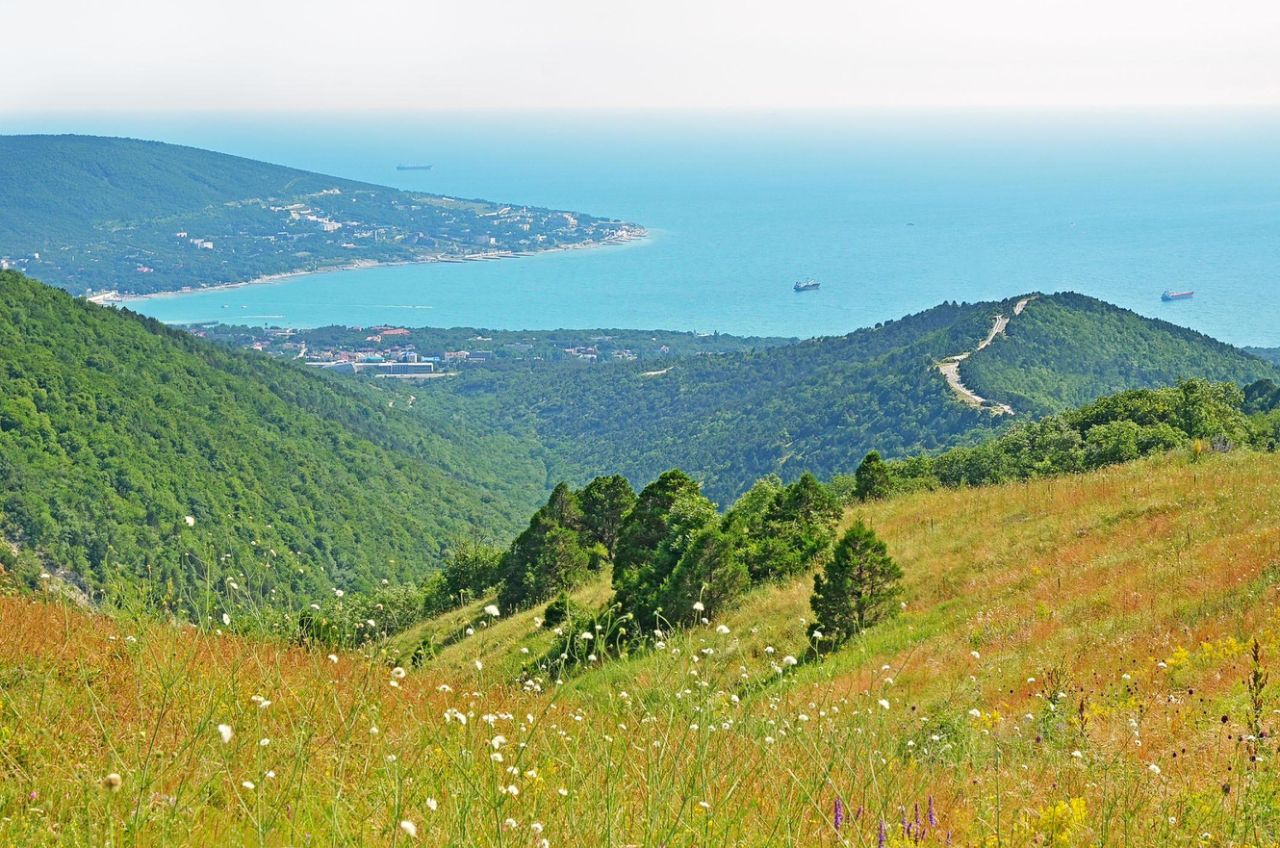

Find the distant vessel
[[793, 278, 821, 292], [396, 164, 433, 171], [1162, 290, 1194, 301]]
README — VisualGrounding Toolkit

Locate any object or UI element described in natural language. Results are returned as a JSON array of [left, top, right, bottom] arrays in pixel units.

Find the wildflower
[[878, 819, 888, 848], [782, 655, 798, 667], [221, 612, 231, 626], [834, 797, 845, 830], [259, 737, 270, 746], [484, 604, 501, 617], [333, 588, 345, 598], [242, 780, 256, 790], [558, 787, 569, 797], [217, 724, 234, 744], [391, 666, 407, 679], [970, 650, 980, 659], [504, 818, 518, 829], [878, 699, 890, 710], [693, 601, 705, 612], [928, 795, 937, 827], [1148, 763, 1162, 775], [102, 773, 123, 791], [328, 654, 339, 664], [474, 659, 484, 671], [184, 515, 196, 527], [716, 624, 731, 634], [531, 822, 544, 834], [399, 820, 418, 838], [426, 798, 438, 811], [968, 708, 982, 718], [1071, 750, 1083, 759]]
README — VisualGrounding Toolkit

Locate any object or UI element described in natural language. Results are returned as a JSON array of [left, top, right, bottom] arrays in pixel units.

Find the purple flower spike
[[834, 797, 844, 830], [928, 795, 937, 827], [878, 819, 888, 848]]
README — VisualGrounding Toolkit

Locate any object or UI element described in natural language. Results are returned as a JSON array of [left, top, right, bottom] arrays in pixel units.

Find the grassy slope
[[5, 450, 1279, 845]]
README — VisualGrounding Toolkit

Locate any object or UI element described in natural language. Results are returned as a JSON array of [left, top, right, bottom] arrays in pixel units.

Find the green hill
[[434, 292, 1278, 503], [0, 270, 547, 612], [0, 135, 641, 294], [962, 292, 1279, 415]]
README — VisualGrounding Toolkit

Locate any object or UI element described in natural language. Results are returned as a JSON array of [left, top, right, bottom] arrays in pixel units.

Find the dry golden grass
[[3, 451, 1280, 846]]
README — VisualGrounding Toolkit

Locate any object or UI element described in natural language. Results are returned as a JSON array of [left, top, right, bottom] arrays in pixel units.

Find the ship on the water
[[1161, 290, 1194, 301], [395, 164, 433, 171], [793, 278, 821, 292]]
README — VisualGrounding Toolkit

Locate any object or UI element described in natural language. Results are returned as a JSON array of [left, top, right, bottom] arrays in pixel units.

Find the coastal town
[[189, 322, 789, 377]]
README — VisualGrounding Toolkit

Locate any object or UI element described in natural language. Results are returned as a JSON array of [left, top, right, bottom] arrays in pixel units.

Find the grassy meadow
[[3, 450, 1280, 846]]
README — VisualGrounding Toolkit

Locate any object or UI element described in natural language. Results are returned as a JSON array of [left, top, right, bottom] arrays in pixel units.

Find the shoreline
[[114, 230, 648, 304]]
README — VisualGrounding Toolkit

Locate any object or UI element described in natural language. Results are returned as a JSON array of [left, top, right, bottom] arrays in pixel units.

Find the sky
[[3, 0, 1278, 113]]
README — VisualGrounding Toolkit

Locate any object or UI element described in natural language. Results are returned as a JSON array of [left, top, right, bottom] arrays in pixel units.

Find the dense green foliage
[[810, 520, 903, 649], [0, 271, 546, 614], [496, 477, 635, 612], [443, 301, 1010, 504], [853, 451, 891, 501], [0, 135, 639, 294], [873, 379, 1280, 493], [434, 293, 1277, 504]]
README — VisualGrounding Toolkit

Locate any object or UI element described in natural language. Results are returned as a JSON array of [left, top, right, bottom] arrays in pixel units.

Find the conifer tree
[[810, 520, 902, 649], [853, 451, 892, 501]]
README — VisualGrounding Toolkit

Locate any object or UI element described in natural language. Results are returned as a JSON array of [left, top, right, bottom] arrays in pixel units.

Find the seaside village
[[191, 324, 647, 379]]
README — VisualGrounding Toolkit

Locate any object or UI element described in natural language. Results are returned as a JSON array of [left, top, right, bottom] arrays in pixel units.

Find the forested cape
[[0, 271, 547, 612], [0, 135, 638, 294]]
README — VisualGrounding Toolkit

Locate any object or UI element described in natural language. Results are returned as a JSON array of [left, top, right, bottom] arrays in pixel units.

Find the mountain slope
[[0, 135, 640, 294], [0, 271, 547, 610], [435, 292, 1278, 503], [6, 450, 1279, 845], [963, 292, 1279, 415]]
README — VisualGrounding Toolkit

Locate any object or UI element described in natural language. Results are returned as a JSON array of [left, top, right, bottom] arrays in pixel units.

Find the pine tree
[[810, 520, 902, 650], [853, 451, 892, 501]]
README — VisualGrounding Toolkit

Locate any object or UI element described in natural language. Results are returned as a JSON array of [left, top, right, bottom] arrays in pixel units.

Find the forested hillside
[[0, 271, 546, 611], [0, 135, 640, 293], [962, 292, 1278, 415], [433, 293, 1277, 503]]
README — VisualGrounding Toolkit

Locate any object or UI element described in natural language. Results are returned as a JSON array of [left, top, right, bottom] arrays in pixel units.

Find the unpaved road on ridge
[[936, 297, 1032, 416]]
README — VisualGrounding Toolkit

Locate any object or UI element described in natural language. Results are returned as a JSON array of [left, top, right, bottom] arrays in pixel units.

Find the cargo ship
[[793, 278, 821, 292], [396, 164, 433, 171], [1161, 290, 1194, 302]]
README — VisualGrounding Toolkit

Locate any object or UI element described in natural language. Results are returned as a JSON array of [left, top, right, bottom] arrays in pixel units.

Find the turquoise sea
[[8, 111, 1280, 345]]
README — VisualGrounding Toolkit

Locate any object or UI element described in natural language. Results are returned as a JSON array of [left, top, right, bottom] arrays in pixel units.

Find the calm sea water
[[8, 112, 1280, 346]]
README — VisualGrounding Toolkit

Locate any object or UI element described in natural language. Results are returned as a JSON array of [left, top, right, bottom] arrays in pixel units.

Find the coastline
[[115, 229, 648, 305]]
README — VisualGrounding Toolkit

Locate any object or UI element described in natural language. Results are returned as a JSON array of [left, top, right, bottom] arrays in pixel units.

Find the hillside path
[[936, 297, 1032, 416]]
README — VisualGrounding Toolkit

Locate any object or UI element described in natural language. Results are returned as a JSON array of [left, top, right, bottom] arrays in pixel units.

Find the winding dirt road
[[936, 297, 1032, 416]]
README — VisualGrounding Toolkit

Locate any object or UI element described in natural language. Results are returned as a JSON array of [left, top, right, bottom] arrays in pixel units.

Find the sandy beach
[[115, 229, 647, 305]]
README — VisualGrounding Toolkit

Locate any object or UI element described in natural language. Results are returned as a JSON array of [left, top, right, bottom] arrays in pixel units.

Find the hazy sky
[[5, 0, 1278, 112]]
